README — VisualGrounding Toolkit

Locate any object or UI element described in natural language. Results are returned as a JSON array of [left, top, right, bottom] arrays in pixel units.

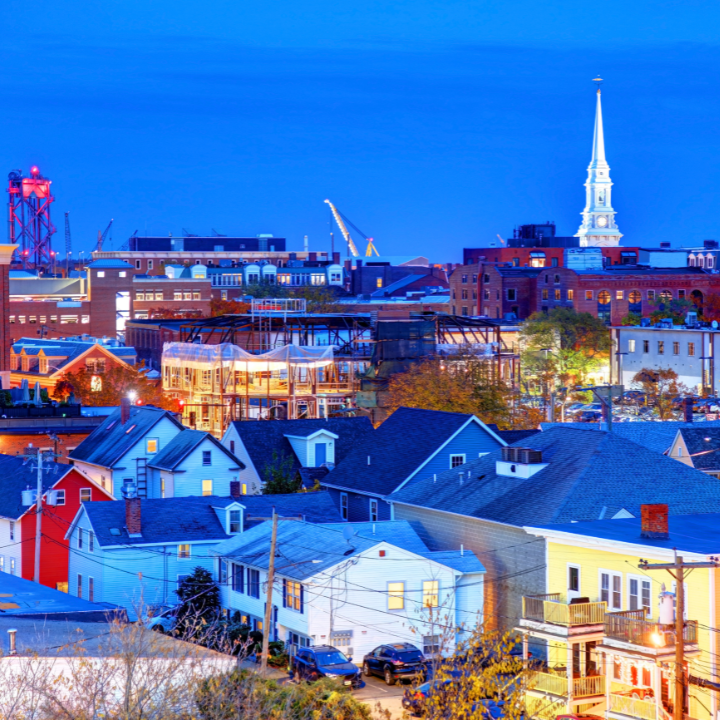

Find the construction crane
[[95, 219, 114, 252], [324, 200, 379, 257], [64, 212, 72, 256]]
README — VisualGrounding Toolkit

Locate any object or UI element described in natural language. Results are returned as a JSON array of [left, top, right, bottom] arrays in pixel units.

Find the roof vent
[[501, 447, 543, 464]]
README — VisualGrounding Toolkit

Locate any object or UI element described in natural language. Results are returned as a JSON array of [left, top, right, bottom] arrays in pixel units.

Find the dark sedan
[[362, 643, 427, 685], [291, 645, 362, 688]]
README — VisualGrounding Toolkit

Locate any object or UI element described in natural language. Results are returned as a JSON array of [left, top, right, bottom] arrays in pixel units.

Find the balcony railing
[[605, 614, 698, 647], [527, 671, 605, 698], [522, 595, 607, 626], [609, 692, 657, 720]]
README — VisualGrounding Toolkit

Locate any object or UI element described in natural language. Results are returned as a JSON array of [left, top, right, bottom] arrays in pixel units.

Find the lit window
[[422, 580, 439, 608], [585, 290, 593, 301], [29, 316, 37, 324], [119, 271, 127, 277], [178, 544, 191, 559], [647, 290, 655, 300], [174, 291, 182, 301], [567, 289, 574, 300], [688, 343, 695, 357], [616, 290, 623, 300], [39, 358, 48, 373], [628, 340, 636, 353], [202, 479, 213, 496], [82, 315, 90, 324], [285, 580, 302, 611], [80, 488, 92, 502], [136, 293, 145, 301], [193, 292, 200, 300], [554, 289, 561, 300], [229, 509, 241, 533], [97, 271, 105, 278], [155, 292, 163, 301], [376, 278, 383, 288], [146, 438, 158, 454], [19, 316, 26, 324], [90, 375, 102, 392], [183, 292, 191, 300], [388, 582, 405, 610]]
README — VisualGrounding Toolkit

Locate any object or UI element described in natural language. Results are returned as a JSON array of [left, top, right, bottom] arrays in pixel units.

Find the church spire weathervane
[[575, 77, 623, 247]]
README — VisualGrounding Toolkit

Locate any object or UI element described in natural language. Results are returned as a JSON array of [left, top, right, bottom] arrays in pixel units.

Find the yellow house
[[517, 505, 720, 720]]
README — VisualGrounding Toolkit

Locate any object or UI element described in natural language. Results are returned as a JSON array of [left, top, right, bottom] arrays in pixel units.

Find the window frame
[[80, 488, 92, 503], [369, 498, 379, 522], [568, 564, 581, 594], [202, 450, 212, 466], [146, 438, 158, 454], [202, 479, 213, 496], [229, 509, 241, 534], [422, 580, 439, 609], [178, 544, 191, 559], [628, 339, 636, 353], [340, 492, 348, 521], [388, 581, 405, 610], [627, 574, 652, 618], [450, 454, 466, 469], [599, 569, 623, 610]]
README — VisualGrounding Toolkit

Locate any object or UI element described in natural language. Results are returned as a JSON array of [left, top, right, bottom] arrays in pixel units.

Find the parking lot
[[353, 672, 409, 718]]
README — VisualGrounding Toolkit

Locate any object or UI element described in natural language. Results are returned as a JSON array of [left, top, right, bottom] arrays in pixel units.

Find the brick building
[[124, 318, 187, 370], [132, 275, 212, 319], [462, 246, 638, 268]]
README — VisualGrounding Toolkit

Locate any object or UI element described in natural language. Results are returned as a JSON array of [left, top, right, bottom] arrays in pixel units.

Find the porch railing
[[573, 674, 605, 697], [605, 614, 698, 647], [609, 692, 657, 720], [527, 671, 568, 696], [522, 595, 606, 626]]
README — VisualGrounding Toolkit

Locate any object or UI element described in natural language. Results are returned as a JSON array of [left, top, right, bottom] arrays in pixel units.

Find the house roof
[[371, 273, 432, 297], [0, 454, 66, 520], [85, 259, 133, 269], [321, 520, 431, 554], [213, 519, 482, 581], [675, 427, 720, 471], [82, 492, 342, 546], [485, 424, 541, 444], [540, 421, 720, 455], [526, 513, 720, 557], [147, 429, 245, 471], [391, 426, 720, 526], [324, 407, 504, 496], [229, 417, 374, 480], [11, 338, 137, 376], [296, 467, 330, 490], [69, 406, 184, 468], [418, 550, 485, 574]]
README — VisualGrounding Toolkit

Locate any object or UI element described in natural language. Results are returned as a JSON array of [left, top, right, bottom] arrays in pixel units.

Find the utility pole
[[260, 508, 278, 678], [639, 554, 718, 720]]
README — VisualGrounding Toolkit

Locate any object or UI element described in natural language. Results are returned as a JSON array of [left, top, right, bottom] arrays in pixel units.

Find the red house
[[19, 466, 113, 591]]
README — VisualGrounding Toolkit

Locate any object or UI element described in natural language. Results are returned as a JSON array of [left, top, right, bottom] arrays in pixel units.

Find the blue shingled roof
[[392, 426, 720, 525], [324, 407, 504, 496], [540, 420, 720, 455], [12, 337, 137, 375], [321, 520, 431, 554], [85, 259, 133, 269], [230, 417, 374, 480], [83, 492, 342, 547], [527, 513, 720, 556], [147, 429, 245, 471], [213, 519, 482, 580], [69, 406, 183, 468], [0, 454, 65, 520], [418, 550, 485, 574]]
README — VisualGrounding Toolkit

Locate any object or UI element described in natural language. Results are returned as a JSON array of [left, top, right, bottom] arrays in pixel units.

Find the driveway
[[354, 672, 410, 718]]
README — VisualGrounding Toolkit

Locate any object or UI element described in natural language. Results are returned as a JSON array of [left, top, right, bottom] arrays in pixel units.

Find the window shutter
[[283, 579, 287, 608], [240, 565, 245, 594], [300, 584, 304, 614]]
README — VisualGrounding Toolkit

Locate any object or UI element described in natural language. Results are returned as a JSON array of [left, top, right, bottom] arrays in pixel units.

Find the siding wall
[[169, 439, 244, 498], [324, 487, 392, 523], [0, 517, 22, 578], [392, 503, 546, 630], [220, 426, 263, 494]]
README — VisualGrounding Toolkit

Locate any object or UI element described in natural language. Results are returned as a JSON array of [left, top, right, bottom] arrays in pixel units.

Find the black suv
[[362, 643, 427, 685], [292, 645, 362, 687]]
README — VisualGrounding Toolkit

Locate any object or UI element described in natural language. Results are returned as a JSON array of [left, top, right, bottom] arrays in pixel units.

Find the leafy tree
[[51, 362, 177, 410], [647, 296, 695, 325], [620, 312, 642, 326], [386, 352, 513, 427], [210, 297, 252, 316], [631, 367, 692, 420], [700, 292, 720, 322], [262, 450, 301, 494], [240, 283, 340, 313], [520, 308, 612, 393]]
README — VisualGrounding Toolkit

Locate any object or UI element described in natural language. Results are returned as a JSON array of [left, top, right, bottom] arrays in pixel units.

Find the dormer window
[[229, 509, 241, 533], [39, 358, 49, 374]]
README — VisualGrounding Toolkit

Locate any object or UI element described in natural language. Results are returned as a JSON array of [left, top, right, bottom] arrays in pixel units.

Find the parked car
[[402, 676, 514, 718], [292, 645, 362, 687], [141, 604, 179, 634], [556, 715, 603, 720], [362, 643, 427, 685]]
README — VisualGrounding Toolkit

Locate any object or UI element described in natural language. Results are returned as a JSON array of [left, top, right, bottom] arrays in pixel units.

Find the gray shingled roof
[[321, 520, 431, 554], [231, 417, 374, 480], [83, 492, 342, 547], [296, 467, 330, 490], [213, 519, 483, 580], [69, 406, 184, 468], [391, 426, 720, 526], [0, 454, 65, 520], [540, 420, 720, 455], [147, 429, 245, 471], [323, 407, 502, 496], [676, 427, 720, 472]]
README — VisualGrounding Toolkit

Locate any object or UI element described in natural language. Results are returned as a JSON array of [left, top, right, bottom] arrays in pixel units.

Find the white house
[[212, 520, 485, 658]]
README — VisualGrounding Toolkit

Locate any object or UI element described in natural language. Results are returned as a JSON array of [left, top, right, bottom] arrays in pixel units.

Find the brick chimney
[[641, 504, 669, 539], [684, 397, 694, 423], [230, 480, 241, 498], [120, 396, 131, 425], [125, 496, 142, 536]]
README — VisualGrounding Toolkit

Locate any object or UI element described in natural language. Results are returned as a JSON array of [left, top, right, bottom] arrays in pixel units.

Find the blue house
[[65, 491, 342, 618], [321, 407, 506, 522]]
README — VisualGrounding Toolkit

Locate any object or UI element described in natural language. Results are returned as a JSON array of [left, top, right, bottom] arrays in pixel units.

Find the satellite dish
[[342, 525, 357, 542], [713, 320, 718, 329]]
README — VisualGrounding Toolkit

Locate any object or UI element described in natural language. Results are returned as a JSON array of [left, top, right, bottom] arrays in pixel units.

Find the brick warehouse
[[451, 262, 720, 323]]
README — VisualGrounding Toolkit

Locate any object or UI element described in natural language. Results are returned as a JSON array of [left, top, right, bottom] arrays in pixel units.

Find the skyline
[[2, 2, 720, 260]]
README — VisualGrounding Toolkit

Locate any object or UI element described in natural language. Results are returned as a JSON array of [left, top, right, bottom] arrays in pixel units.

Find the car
[[402, 676, 515, 718], [362, 643, 427, 685], [292, 645, 362, 687], [141, 604, 179, 634]]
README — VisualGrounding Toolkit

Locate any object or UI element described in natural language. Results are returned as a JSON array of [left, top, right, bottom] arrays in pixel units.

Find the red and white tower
[[7, 166, 57, 267]]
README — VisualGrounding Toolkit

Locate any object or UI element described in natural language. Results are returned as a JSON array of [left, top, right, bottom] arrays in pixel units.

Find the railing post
[[566, 643, 573, 704]]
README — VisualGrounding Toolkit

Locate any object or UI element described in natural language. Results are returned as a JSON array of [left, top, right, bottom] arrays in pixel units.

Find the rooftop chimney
[[120, 397, 131, 425], [640, 504, 669, 539], [230, 480, 241, 498], [123, 484, 142, 536], [684, 397, 694, 423]]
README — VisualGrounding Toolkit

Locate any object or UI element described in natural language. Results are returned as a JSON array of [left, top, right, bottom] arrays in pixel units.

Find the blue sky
[[1, 1, 719, 261]]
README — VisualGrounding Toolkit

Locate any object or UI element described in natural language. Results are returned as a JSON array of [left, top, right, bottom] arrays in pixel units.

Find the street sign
[[592, 384, 624, 399]]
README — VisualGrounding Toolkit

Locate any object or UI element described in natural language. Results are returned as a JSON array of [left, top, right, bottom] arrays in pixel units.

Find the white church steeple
[[575, 80, 623, 247]]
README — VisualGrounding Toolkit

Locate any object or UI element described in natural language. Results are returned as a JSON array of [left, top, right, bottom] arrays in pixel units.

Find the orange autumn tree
[[210, 298, 252, 316], [52, 362, 177, 410], [700, 293, 720, 322]]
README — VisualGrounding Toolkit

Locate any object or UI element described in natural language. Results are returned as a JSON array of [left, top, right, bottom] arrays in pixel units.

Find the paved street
[[354, 673, 410, 719]]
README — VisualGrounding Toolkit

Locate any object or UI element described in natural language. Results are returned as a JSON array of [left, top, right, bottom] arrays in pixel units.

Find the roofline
[[389, 498, 524, 530], [49, 342, 136, 379], [319, 482, 388, 499], [284, 430, 340, 441], [392, 415, 506, 495], [95, 537, 227, 550], [523, 525, 710, 563]]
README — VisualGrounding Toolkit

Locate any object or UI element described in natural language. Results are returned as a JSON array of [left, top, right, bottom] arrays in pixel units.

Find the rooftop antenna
[[593, 75, 603, 92]]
